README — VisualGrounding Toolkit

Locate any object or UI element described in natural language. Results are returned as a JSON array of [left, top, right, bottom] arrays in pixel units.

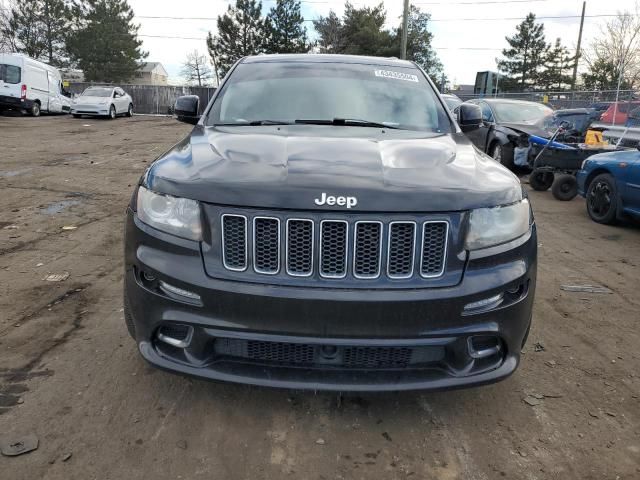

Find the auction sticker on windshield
[[374, 70, 419, 82]]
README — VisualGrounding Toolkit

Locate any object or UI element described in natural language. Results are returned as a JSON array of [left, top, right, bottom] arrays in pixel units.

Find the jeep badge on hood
[[314, 193, 358, 208]]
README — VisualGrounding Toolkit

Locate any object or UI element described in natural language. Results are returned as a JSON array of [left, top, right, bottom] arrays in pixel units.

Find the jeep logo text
[[314, 192, 358, 209]]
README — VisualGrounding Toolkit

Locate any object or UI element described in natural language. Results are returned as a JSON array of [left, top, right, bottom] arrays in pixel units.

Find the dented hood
[[143, 125, 523, 212]]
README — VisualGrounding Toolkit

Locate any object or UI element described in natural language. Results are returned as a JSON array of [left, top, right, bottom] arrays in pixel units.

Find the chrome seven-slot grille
[[221, 214, 449, 281]]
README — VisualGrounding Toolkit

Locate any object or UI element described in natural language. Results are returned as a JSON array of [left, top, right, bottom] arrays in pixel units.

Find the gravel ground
[[1, 114, 639, 480]]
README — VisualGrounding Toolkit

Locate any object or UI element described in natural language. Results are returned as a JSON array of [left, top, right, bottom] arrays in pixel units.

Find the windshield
[[82, 87, 112, 97], [542, 112, 590, 132], [207, 61, 452, 132], [491, 101, 553, 124], [0, 64, 21, 84], [443, 96, 462, 111]]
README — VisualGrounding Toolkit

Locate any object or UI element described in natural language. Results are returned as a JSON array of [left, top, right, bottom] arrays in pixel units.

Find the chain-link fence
[[67, 83, 217, 115]]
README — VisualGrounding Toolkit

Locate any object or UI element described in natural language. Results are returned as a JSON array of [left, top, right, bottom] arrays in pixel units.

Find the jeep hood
[[143, 125, 523, 212]]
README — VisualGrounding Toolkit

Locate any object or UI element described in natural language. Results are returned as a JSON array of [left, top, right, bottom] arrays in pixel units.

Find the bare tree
[[583, 3, 640, 89], [181, 50, 213, 86], [0, 0, 18, 53]]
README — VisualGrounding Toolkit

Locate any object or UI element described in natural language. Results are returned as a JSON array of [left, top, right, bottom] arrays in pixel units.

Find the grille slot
[[253, 217, 280, 274], [387, 222, 416, 279], [343, 346, 413, 368], [421, 221, 448, 278], [219, 214, 449, 281], [353, 221, 382, 278], [221, 215, 247, 271], [320, 220, 348, 278], [286, 219, 314, 276]]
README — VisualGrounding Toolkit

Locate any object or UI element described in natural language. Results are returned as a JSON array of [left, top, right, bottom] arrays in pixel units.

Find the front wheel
[[491, 142, 514, 169], [126, 103, 133, 117], [108, 105, 116, 120], [586, 173, 618, 224], [529, 169, 554, 191], [551, 174, 578, 201]]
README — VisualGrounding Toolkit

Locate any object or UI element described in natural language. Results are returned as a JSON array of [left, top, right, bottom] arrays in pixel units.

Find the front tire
[[529, 169, 554, 191], [126, 103, 133, 117], [551, 174, 578, 201], [491, 142, 514, 169], [108, 105, 116, 120], [586, 173, 618, 224], [72, 114, 81, 118]]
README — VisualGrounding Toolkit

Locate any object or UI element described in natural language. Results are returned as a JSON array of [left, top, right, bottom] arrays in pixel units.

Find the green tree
[[67, 0, 146, 82], [581, 58, 631, 91], [539, 38, 574, 90], [497, 13, 548, 89], [313, 11, 344, 53], [264, 0, 307, 54], [340, 2, 394, 56], [0, 0, 71, 65], [207, 0, 265, 78], [393, 5, 444, 82]]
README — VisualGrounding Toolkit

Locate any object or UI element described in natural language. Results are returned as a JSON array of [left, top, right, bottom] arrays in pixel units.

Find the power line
[[133, 13, 620, 23]]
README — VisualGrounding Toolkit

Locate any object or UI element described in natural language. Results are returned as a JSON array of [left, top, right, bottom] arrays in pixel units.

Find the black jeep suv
[[124, 54, 536, 391]]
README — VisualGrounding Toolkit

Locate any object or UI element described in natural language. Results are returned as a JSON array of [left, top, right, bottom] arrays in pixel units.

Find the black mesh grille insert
[[320, 221, 348, 278], [354, 222, 382, 278], [388, 222, 416, 278], [222, 215, 247, 270], [421, 222, 448, 277], [343, 346, 413, 368], [213, 338, 444, 369], [254, 217, 280, 274], [287, 220, 313, 276]]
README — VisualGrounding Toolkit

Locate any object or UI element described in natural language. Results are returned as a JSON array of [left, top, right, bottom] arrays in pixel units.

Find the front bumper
[[71, 104, 109, 116], [124, 210, 537, 392]]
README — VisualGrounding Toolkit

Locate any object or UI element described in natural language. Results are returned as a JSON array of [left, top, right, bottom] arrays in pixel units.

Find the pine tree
[[207, 0, 265, 78], [497, 13, 548, 89], [340, 2, 394, 57], [313, 11, 344, 53], [539, 38, 574, 90], [0, 0, 71, 65], [264, 0, 307, 54], [582, 58, 630, 91], [2, 0, 47, 60], [67, 0, 146, 83], [396, 6, 444, 82]]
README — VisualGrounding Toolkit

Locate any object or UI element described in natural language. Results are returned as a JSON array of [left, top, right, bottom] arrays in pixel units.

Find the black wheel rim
[[588, 181, 612, 217]]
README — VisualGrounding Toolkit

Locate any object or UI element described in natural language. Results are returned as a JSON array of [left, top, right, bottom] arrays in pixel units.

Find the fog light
[[157, 324, 193, 348], [463, 293, 504, 313], [159, 280, 201, 301], [142, 272, 156, 282]]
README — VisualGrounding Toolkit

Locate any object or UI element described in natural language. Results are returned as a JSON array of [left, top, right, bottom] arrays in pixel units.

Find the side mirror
[[174, 95, 200, 125], [457, 104, 483, 133]]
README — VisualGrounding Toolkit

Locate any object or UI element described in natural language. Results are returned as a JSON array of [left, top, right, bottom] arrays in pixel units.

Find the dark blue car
[[577, 149, 640, 224]]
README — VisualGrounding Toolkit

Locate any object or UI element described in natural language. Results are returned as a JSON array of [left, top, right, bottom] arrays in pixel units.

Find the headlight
[[465, 199, 530, 250], [136, 186, 202, 240]]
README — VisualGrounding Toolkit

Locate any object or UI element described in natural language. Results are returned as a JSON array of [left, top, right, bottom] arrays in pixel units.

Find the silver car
[[71, 86, 133, 119]]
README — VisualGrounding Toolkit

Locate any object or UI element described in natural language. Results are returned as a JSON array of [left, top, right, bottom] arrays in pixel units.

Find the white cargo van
[[0, 53, 71, 116]]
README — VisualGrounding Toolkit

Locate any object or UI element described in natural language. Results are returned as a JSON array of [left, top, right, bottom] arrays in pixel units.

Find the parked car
[[124, 54, 537, 392], [0, 53, 71, 116], [600, 101, 640, 125], [441, 93, 462, 113], [462, 98, 553, 168], [71, 86, 133, 119], [577, 149, 640, 224]]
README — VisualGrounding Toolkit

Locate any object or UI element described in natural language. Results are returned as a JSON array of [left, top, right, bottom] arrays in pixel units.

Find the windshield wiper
[[295, 118, 401, 129], [215, 119, 293, 126]]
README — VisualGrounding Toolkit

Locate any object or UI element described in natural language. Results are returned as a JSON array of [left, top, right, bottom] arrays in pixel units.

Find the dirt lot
[[0, 114, 639, 480]]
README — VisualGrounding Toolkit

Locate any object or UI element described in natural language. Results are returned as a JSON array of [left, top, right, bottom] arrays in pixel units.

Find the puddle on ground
[[40, 200, 81, 215], [0, 168, 32, 178]]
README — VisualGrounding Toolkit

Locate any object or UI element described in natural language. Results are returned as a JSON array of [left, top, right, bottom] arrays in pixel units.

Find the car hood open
[[143, 125, 523, 212]]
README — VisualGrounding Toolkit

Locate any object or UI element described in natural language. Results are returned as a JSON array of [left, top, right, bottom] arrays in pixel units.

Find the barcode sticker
[[374, 70, 419, 82]]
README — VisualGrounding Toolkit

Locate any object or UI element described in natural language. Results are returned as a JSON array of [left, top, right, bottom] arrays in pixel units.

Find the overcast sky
[[127, 0, 638, 85]]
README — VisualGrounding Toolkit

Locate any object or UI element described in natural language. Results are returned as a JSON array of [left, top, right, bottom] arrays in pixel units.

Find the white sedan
[[71, 86, 133, 119]]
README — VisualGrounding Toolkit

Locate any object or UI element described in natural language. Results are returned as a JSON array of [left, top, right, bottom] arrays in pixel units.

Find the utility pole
[[571, 1, 586, 90], [401, 0, 410, 60]]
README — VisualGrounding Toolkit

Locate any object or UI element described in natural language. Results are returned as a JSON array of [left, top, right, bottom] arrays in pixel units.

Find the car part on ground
[[529, 169, 555, 191]]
